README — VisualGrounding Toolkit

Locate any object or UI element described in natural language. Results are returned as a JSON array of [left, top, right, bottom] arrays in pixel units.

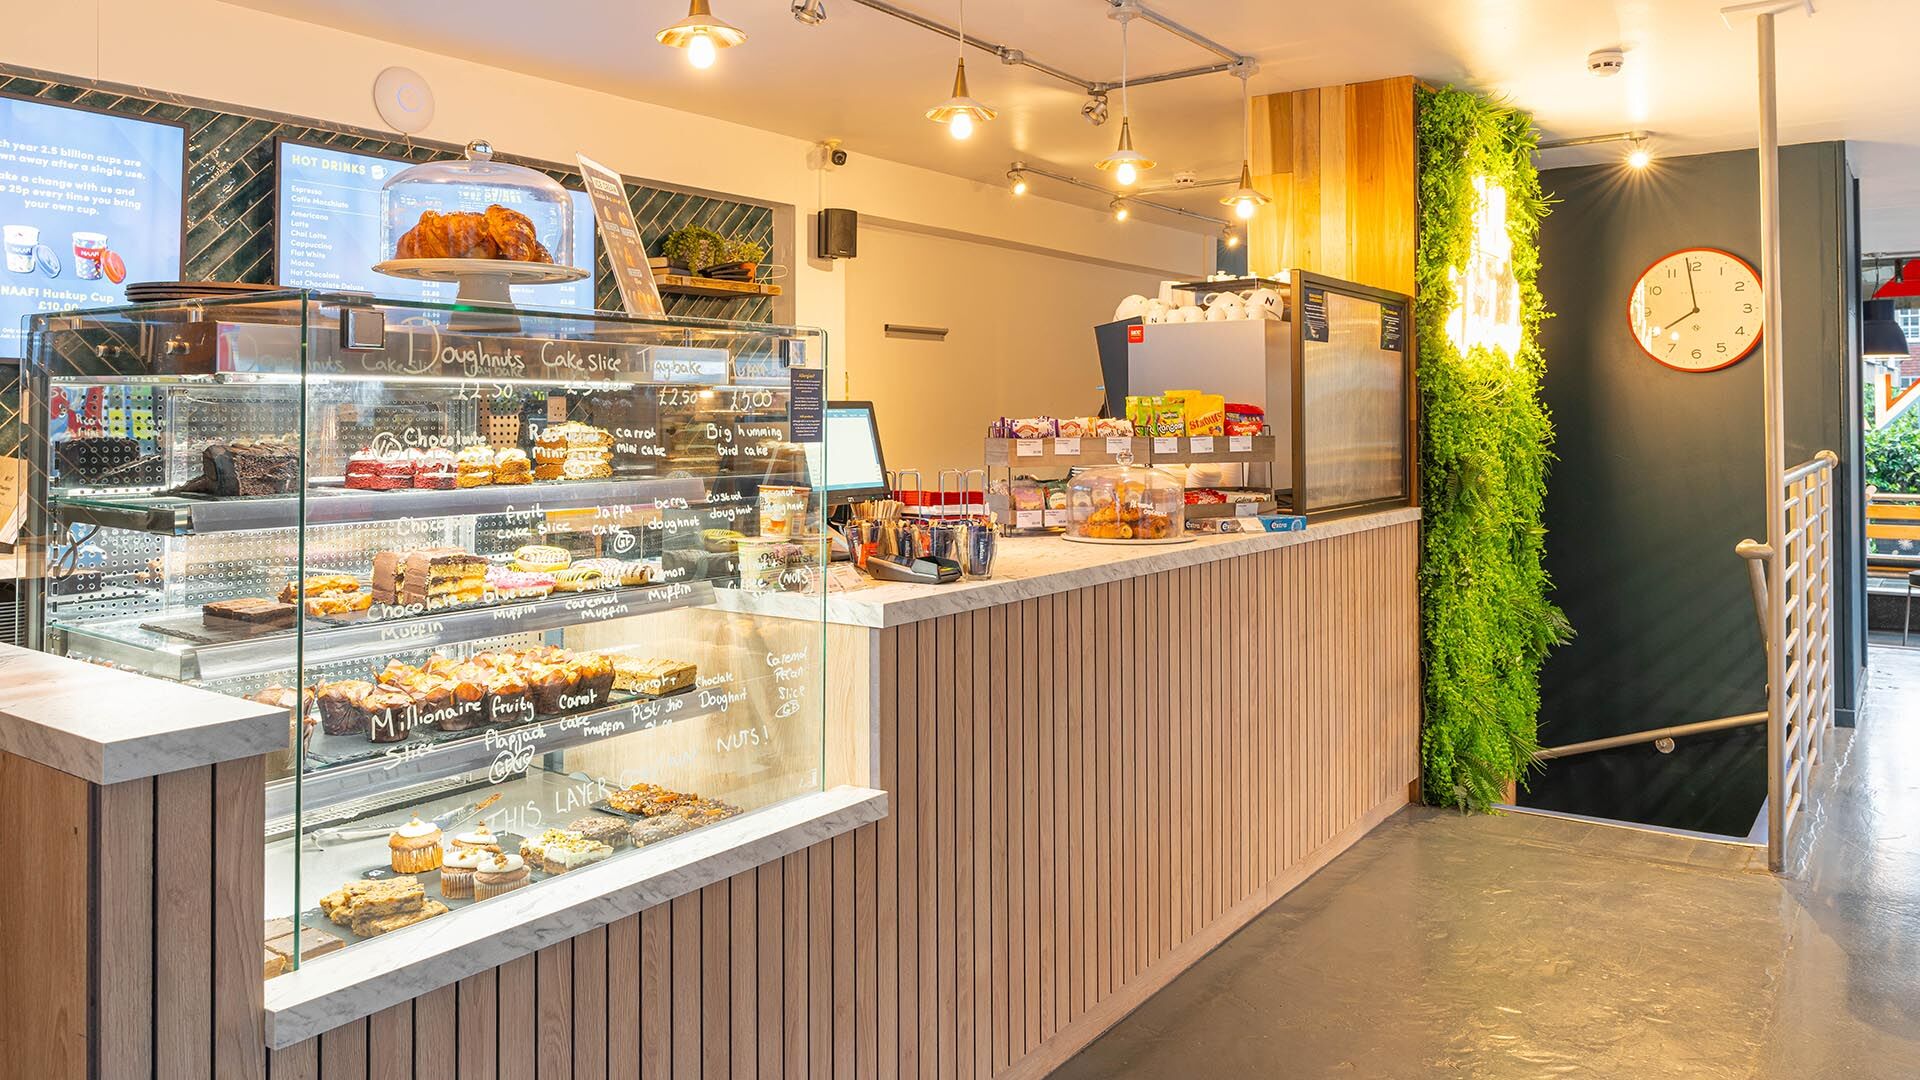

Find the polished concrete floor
[[1055, 649, 1920, 1079]]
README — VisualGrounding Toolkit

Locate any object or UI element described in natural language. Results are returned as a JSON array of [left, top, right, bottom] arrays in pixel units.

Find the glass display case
[[1064, 455, 1184, 543], [20, 291, 829, 975]]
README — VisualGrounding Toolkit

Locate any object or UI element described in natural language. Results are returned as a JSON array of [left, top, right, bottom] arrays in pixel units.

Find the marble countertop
[[0, 644, 287, 783], [265, 784, 887, 1047], [716, 506, 1421, 628]]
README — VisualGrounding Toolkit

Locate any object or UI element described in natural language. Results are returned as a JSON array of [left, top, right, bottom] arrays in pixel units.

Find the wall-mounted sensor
[[373, 66, 435, 134], [1587, 48, 1626, 77]]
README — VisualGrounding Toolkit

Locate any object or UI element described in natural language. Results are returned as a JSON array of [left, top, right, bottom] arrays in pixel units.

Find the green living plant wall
[[1414, 85, 1571, 810]]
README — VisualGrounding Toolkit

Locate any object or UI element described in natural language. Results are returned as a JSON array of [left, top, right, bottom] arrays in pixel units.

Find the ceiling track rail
[[1013, 161, 1230, 227], [840, 0, 1253, 93]]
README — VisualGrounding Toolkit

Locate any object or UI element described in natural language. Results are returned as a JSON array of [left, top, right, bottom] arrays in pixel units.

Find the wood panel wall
[[264, 519, 1420, 1079], [0, 752, 267, 1080], [1248, 75, 1417, 296]]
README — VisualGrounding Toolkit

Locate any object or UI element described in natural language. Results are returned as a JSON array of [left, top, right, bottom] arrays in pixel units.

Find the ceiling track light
[[791, 0, 827, 25], [925, 0, 997, 139], [1221, 222, 1241, 248], [1111, 197, 1131, 222], [1220, 70, 1270, 219], [1095, 10, 1154, 185], [1007, 167, 1030, 196], [1626, 137, 1653, 170], [1081, 90, 1111, 126], [1538, 129, 1655, 170], [657, 0, 748, 69], [1011, 160, 1232, 229]]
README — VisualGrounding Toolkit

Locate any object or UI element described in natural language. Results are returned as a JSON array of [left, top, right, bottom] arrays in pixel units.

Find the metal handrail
[[1534, 712, 1767, 761], [1738, 449, 1837, 871]]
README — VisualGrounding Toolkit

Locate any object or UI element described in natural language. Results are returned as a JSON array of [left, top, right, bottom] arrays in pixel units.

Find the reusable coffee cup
[[4, 225, 38, 274], [72, 231, 108, 280]]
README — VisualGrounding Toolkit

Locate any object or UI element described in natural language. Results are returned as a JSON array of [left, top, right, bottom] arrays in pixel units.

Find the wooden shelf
[[657, 274, 784, 299]]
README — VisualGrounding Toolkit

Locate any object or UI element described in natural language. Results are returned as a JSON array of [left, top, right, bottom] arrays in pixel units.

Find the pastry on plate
[[450, 824, 502, 854], [202, 597, 294, 631], [552, 565, 606, 593], [319, 876, 424, 925], [567, 814, 629, 850], [414, 447, 457, 490], [352, 899, 449, 937]]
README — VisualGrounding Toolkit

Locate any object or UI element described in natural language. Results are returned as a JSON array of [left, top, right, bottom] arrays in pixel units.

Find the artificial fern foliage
[[1414, 86, 1571, 810]]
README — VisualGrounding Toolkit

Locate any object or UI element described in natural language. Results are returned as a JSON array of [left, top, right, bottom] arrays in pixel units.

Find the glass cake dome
[[379, 139, 574, 269], [1065, 455, 1185, 543]]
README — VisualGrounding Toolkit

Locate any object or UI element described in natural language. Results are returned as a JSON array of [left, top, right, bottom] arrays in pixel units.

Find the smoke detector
[[1587, 48, 1626, 77], [1170, 171, 1199, 188]]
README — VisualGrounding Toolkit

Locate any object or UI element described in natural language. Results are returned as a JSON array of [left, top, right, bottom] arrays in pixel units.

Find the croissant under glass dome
[[381, 141, 574, 268]]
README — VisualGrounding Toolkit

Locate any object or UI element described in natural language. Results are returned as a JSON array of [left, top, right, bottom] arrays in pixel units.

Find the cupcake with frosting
[[450, 823, 502, 854], [473, 852, 530, 900], [440, 845, 486, 899], [388, 815, 444, 873]]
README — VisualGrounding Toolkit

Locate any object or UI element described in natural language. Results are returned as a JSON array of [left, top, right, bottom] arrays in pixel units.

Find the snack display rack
[[21, 290, 831, 977]]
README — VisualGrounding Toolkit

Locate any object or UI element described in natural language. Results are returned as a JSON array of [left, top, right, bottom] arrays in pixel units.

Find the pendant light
[[1865, 299, 1911, 360], [1096, 10, 1153, 186], [657, 0, 748, 69], [925, 0, 996, 140], [1220, 71, 1269, 220]]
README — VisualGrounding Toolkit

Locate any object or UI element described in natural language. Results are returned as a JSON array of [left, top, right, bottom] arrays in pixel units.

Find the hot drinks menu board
[[0, 93, 185, 357], [276, 139, 598, 310]]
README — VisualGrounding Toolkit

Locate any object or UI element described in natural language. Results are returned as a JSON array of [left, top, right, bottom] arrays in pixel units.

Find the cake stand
[[372, 258, 588, 306]]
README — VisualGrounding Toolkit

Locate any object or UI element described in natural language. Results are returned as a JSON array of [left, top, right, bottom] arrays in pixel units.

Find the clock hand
[[1685, 260, 1698, 312]]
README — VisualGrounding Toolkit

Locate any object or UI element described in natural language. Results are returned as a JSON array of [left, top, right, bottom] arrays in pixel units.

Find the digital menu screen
[[275, 139, 598, 310], [0, 93, 186, 357]]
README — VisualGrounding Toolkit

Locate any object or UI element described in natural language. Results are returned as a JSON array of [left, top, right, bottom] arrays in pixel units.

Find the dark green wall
[[1527, 142, 1862, 836]]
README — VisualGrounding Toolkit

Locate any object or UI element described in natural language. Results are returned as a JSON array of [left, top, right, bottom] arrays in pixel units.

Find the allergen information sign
[[1302, 287, 1330, 343], [1380, 301, 1405, 352], [788, 368, 824, 443]]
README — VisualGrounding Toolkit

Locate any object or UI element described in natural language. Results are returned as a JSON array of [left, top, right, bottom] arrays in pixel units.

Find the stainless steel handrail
[[1534, 712, 1767, 761]]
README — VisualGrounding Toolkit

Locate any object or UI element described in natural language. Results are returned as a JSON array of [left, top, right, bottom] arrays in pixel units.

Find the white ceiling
[[229, 0, 1920, 248]]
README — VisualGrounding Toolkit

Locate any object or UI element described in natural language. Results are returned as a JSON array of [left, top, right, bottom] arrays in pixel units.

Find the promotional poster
[[0, 93, 185, 356]]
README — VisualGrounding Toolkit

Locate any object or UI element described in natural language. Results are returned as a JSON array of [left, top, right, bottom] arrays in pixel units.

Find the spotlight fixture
[[1222, 223, 1241, 249], [1221, 71, 1270, 220], [925, 0, 996, 140], [657, 0, 748, 69], [1081, 91, 1110, 126], [1111, 197, 1130, 223], [791, 0, 826, 25], [1007, 168, 1030, 196], [1095, 8, 1154, 186], [1626, 138, 1652, 170]]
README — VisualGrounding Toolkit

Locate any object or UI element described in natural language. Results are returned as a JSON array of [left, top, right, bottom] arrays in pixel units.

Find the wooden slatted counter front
[[0, 507, 1421, 1079]]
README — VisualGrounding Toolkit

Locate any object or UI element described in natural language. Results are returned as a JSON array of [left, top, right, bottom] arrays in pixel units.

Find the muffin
[[473, 852, 529, 900], [573, 652, 615, 704], [363, 683, 413, 743], [450, 823, 502, 854], [529, 660, 581, 714], [388, 816, 443, 873], [315, 680, 375, 737], [440, 845, 485, 899]]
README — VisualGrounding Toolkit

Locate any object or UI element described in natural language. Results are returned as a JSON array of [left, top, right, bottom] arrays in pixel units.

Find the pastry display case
[[20, 291, 830, 977], [1064, 455, 1186, 544]]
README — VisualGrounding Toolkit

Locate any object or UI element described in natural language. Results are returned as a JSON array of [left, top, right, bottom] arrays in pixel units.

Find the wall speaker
[[817, 208, 858, 260]]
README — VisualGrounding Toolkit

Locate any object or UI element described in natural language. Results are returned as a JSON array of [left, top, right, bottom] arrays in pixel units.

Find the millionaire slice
[[202, 597, 294, 630], [318, 876, 424, 925], [352, 899, 449, 937], [608, 656, 696, 697]]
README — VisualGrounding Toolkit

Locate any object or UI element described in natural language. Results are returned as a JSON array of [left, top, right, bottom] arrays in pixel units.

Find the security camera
[[810, 139, 848, 171]]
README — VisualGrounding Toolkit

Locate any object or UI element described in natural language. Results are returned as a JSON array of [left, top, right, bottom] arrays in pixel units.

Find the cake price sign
[[577, 153, 665, 318]]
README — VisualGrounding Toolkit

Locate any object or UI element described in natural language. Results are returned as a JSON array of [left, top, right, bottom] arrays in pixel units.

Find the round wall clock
[[1627, 247, 1763, 372]]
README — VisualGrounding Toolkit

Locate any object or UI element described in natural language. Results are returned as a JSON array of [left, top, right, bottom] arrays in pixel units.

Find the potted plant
[[721, 237, 766, 276], [661, 225, 725, 274]]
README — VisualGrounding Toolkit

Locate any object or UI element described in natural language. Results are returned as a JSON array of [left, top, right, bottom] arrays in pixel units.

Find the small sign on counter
[[1228, 435, 1253, 453], [1189, 436, 1215, 455], [1153, 436, 1179, 454], [577, 153, 665, 318], [1016, 439, 1044, 458], [1015, 509, 1044, 529], [1106, 436, 1132, 455]]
